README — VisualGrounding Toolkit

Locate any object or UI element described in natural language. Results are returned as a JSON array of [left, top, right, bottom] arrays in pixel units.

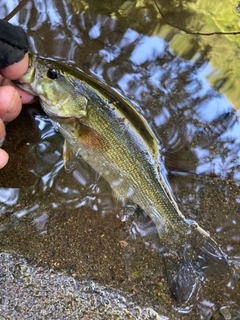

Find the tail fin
[[161, 224, 233, 303], [167, 245, 201, 303]]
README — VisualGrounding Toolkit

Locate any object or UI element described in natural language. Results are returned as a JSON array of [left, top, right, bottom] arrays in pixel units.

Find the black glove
[[0, 20, 28, 69]]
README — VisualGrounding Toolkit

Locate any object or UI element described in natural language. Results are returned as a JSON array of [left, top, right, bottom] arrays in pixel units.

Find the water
[[0, 0, 240, 318]]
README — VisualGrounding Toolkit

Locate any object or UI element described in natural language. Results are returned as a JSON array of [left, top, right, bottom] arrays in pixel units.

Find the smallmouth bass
[[15, 54, 232, 303]]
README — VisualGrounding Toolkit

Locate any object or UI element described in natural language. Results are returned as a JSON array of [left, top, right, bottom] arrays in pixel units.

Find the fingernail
[[8, 89, 18, 113]]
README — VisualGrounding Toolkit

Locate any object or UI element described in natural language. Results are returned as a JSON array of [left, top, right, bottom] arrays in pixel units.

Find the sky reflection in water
[[0, 0, 240, 319]]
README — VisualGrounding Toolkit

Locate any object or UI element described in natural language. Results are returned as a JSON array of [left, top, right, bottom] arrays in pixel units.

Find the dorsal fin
[[43, 56, 160, 166]]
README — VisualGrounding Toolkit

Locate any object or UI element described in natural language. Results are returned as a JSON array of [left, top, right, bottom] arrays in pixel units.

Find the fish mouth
[[13, 54, 37, 94]]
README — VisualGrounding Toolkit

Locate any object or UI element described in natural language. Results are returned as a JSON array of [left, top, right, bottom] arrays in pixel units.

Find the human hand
[[0, 53, 34, 168], [0, 20, 34, 169]]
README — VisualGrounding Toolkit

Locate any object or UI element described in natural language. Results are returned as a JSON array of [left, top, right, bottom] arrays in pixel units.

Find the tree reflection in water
[[0, 0, 240, 318]]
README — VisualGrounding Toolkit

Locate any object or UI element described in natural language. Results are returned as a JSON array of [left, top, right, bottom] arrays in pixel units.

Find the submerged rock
[[0, 251, 167, 320]]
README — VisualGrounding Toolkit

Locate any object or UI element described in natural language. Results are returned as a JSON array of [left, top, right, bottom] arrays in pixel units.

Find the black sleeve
[[0, 20, 28, 69]]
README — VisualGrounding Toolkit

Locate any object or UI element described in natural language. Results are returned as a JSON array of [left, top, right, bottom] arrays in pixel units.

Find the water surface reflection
[[0, 0, 240, 319]]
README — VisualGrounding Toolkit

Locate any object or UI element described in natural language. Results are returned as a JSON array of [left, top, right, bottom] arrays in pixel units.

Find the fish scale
[[15, 54, 233, 303]]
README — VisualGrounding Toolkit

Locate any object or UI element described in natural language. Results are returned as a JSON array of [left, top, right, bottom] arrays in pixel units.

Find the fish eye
[[47, 68, 58, 80]]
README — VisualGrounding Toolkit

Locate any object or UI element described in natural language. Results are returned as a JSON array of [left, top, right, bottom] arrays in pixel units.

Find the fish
[[15, 54, 232, 303]]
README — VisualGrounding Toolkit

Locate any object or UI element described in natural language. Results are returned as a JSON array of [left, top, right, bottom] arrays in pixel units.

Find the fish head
[[15, 54, 88, 119]]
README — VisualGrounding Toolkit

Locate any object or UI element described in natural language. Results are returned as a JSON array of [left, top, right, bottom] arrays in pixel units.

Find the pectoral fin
[[61, 118, 108, 170], [72, 120, 108, 152]]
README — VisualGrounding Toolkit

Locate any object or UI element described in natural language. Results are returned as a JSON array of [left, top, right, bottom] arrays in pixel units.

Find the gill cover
[[18, 54, 89, 119]]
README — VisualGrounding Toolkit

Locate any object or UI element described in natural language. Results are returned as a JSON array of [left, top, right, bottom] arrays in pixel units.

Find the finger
[[16, 86, 35, 104], [0, 86, 21, 121], [2, 79, 34, 105], [0, 118, 5, 141], [0, 148, 8, 169], [0, 75, 4, 86], [0, 53, 29, 80]]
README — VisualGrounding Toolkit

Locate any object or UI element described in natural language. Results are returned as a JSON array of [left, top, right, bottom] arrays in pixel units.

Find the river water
[[0, 0, 240, 319]]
